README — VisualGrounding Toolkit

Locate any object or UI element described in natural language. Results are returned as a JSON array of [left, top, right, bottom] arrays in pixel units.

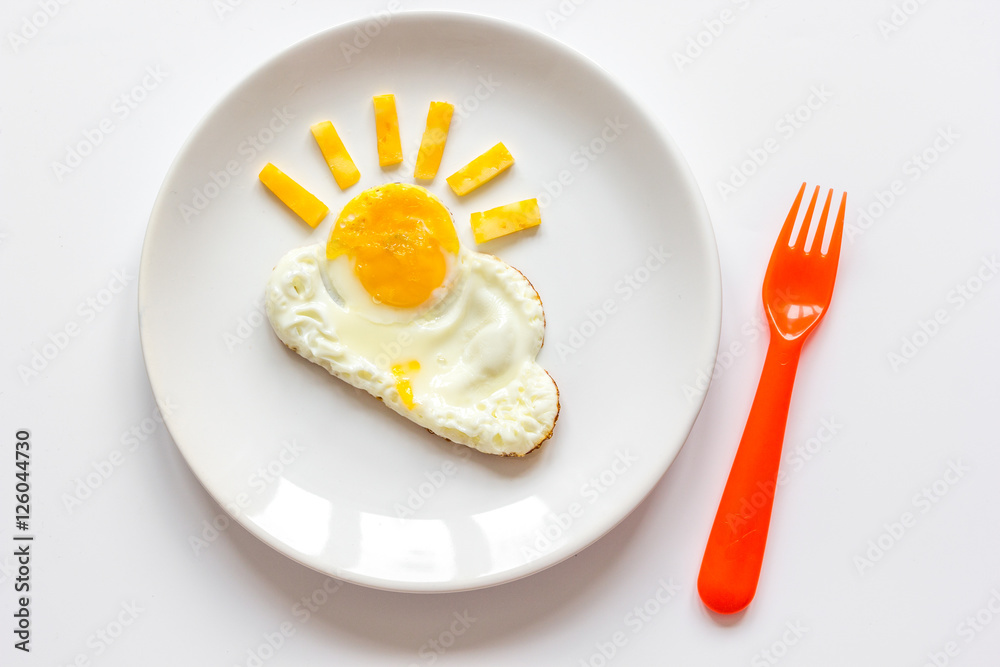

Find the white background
[[3, 1, 1000, 666]]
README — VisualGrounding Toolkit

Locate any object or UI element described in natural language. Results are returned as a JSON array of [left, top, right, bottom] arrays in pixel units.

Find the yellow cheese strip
[[446, 142, 514, 196], [372, 94, 402, 166], [258, 162, 329, 228], [310, 121, 360, 189], [413, 101, 454, 180], [470, 198, 541, 244]]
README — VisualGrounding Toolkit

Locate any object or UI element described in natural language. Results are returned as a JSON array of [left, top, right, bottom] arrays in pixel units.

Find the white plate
[[139, 11, 721, 592]]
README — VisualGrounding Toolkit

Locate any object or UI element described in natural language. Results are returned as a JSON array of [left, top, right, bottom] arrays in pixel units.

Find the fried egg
[[265, 183, 559, 456]]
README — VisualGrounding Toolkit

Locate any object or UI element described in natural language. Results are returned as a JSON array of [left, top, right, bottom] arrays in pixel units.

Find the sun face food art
[[265, 183, 559, 456]]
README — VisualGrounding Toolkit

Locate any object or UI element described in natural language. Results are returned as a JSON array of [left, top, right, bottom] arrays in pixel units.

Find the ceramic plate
[[139, 11, 721, 592]]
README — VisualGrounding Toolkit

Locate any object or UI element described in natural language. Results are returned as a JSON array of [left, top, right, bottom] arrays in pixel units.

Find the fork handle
[[697, 333, 803, 614]]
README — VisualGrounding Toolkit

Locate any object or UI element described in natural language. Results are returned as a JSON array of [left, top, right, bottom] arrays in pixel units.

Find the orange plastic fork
[[698, 184, 847, 615]]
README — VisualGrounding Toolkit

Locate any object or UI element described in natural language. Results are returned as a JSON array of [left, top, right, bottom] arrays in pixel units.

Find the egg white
[[265, 244, 559, 456]]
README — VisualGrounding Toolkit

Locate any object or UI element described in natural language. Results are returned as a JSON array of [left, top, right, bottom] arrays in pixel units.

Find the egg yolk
[[326, 184, 459, 309], [391, 360, 421, 409]]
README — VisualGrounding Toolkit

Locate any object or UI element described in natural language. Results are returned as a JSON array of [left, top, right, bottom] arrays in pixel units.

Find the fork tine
[[776, 183, 807, 248], [825, 192, 847, 261], [793, 186, 821, 249], [810, 189, 834, 253]]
